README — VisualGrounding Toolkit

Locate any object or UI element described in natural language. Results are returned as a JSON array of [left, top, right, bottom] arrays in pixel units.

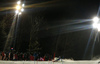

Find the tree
[[0, 14, 13, 51], [28, 14, 43, 53], [29, 41, 40, 53]]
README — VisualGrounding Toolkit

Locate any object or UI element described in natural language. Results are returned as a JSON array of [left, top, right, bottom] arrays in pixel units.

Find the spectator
[[15, 52, 18, 60], [30, 54, 34, 60], [0, 53, 2, 60], [40, 57, 44, 61], [22, 54, 25, 60], [24, 53, 27, 60], [2, 51, 4, 60], [5, 52, 9, 60], [10, 51, 13, 60], [20, 53, 23, 60], [43, 56, 45, 61]]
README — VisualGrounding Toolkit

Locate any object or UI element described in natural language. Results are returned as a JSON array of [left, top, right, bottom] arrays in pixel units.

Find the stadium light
[[17, 1, 21, 5], [93, 17, 99, 23], [92, 17, 100, 32], [15, 0, 25, 15], [15, 10, 19, 14], [97, 24, 100, 31], [16, 5, 21, 10], [21, 8, 24, 12], [93, 23, 97, 28], [22, 4, 25, 7], [19, 12, 22, 15]]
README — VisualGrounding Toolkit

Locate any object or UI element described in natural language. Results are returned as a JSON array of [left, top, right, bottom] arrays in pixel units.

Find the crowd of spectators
[[0, 51, 53, 61]]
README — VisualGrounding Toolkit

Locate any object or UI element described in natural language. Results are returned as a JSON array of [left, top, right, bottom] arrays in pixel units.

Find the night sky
[[0, 0, 100, 60]]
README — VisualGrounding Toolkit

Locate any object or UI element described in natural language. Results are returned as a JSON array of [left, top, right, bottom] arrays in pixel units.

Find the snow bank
[[0, 60, 100, 64]]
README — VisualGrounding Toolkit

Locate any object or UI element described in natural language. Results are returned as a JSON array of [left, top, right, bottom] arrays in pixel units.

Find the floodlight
[[15, 1, 25, 15], [98, 28, 100, 31], [15, 10, 19, 14], [17, 1, 21, 5], [22, 4, 25, 7], [21, 8, 24, 12], [16, 5, 21, 10], [93, 23, 98, 28], [93, 17, 99, 23], [97, 24, 100, 31], [19, 12, 22, 15]]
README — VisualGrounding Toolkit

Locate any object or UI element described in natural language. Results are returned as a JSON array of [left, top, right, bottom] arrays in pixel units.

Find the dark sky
[[0, 0, 100, 60], [37, 0, 100, 60]]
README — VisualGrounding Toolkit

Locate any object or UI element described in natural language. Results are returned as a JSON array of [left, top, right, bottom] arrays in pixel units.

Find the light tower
[[12, 0, 25, 51], [15, 0, 25, 15], [92, 17, 100, 31]]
